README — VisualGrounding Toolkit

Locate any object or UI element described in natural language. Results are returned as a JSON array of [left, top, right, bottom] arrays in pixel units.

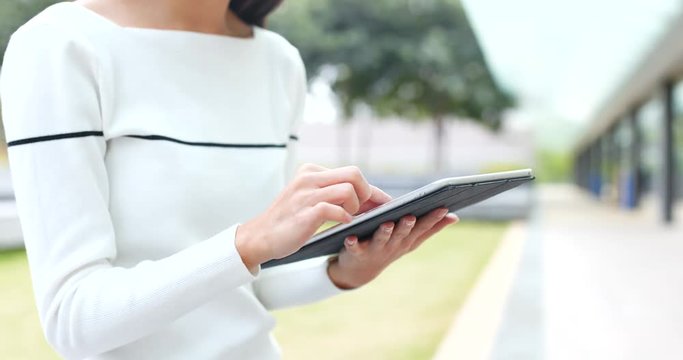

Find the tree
[[269, 0, 514, 171]]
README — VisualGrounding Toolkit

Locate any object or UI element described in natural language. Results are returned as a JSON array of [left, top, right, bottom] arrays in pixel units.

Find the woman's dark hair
[[229, 0, 284, 27]]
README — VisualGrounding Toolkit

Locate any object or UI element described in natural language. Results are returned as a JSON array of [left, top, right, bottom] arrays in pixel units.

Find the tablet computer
[[262, 168, 534, 268]]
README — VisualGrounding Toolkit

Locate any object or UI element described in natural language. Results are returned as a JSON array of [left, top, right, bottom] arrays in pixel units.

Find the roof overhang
[[575, 9, 683, 153]]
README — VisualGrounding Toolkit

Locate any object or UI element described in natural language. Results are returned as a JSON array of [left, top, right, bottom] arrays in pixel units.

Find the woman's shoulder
[[10, 2, 106, 48], [257, 27, 305, 73], [1, 3, 104, 92]]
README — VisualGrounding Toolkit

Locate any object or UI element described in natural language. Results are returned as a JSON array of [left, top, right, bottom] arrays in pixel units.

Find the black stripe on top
[[7, 131, 104, 147], [289, 135, 299, 141], [124, 134, 287, 148], [7, 131, 299, 148]]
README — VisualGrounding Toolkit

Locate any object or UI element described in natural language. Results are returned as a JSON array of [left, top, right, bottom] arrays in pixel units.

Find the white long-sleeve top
[[0, 2, 345, 359]]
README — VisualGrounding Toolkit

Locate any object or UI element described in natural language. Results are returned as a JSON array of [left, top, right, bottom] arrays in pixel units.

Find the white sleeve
[[251, 49, 350, 310], [0, 22, 258, 359]]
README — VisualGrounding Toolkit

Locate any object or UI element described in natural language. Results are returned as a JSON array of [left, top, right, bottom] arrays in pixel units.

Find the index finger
[[357, 185, 393, 214], [296, 163, 328, 174], [368, 185, 392, 204], [311, 166, 372, 204]]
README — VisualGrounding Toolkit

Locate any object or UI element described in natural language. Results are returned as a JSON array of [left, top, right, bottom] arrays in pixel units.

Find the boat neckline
[[64, 2, 260, 41]]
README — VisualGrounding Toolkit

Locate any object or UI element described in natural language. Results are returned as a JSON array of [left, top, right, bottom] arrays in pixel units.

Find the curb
[[432, 221, 529, 360]]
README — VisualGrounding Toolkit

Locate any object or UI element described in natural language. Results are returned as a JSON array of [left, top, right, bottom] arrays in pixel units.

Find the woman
[[0, 0, 459, 358]]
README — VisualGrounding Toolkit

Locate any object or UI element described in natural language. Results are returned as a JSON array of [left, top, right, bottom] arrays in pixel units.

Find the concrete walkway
[[542, 185, 683, 360], [434, 184, 683, 359], [0, 168, 21, 249], [432, 222, 531, 360]]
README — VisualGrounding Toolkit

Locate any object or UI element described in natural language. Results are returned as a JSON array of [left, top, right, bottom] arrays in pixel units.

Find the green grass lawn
[[273, 221, 507, 360], [0, 147, 7, 166], [0, 221, 507, 359], [0, 250, 58, 359]]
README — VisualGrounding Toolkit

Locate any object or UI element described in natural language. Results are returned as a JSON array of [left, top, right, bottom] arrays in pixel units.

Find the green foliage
[[536, 149, 572, 183], [269, 0, 514, 128]]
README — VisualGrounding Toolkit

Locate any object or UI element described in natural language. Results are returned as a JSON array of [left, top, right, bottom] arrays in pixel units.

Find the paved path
[[0, 167, 13, 200], [432, 222, 530, 360], [0, 168, 21, 249], [434, 184, 683, 359], [542, 186, 683, 360]]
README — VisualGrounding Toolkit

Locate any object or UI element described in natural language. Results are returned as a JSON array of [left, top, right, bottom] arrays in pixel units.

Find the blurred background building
[[297, 118, 533, 177], [573, 9, 683, 224]]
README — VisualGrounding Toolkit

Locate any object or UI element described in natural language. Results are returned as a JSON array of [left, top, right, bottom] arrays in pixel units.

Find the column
[[628, 109, 641, 208], [663, 81, 675, 223]]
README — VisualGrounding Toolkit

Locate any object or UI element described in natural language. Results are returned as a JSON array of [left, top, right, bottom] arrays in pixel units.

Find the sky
[[461, 0, 682, 124]]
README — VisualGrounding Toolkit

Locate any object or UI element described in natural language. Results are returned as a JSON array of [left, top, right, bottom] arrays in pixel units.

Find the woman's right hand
[[235, 163, 392, 272]]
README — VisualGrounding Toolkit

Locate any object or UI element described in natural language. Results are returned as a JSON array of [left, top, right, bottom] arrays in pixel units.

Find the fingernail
[[383, 224, 394, 233], [346, 236, 357, 245], [405, 218, 415, 227], [438, 208, 449, 216]]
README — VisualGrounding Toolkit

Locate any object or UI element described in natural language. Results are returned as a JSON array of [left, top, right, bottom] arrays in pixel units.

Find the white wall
[[297, 118, 535, 175]]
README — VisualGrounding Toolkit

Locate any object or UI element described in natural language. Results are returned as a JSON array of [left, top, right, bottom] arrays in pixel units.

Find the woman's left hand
[[327, 208, 459, 289]]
